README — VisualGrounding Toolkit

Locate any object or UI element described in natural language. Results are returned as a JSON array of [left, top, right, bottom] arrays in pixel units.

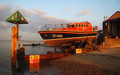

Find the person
[[96, 31, 101, 39], [79, 39, 83, 48], [99, 32, 104, 45], [96, 31, 100, 45]]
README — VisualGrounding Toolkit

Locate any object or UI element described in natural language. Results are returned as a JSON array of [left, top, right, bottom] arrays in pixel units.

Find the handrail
[[40, 24, 98, 31]]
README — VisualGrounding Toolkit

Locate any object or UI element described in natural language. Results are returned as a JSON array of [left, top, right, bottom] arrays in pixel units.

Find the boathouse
[[103, 11, 120, 47], [103, 11, 120, 38]]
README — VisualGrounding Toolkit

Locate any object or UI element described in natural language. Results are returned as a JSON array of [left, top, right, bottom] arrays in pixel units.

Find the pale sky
[[0, 0, 120, 41]]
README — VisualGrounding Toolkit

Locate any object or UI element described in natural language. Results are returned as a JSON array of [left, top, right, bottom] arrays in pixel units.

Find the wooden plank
[[57, 53, 65, 58], [65, 53, 71, 56], [51, 54, 58, 59], [91, 42, 101, 51], [24, 53, 71, 62], [40, 54, 52, 59]]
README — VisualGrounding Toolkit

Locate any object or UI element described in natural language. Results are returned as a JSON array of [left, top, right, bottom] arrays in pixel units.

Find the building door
[[111, 22, 117, 35]]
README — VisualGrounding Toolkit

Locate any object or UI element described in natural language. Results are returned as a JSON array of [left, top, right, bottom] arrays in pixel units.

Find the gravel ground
[[31, 47, 120, 75], [49, 56, 120, 75], [48, 47, 120, 75]]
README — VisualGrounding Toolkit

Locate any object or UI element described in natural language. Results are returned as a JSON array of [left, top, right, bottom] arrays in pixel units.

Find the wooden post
[[17, 22, 20, 49], [6, 10, 28, 66], [17, 22, 19, 40], [18, 38, 20, 49], [105, 36, 107, 47], [11, 26, 17, 65], [11, 65, 17, 75]]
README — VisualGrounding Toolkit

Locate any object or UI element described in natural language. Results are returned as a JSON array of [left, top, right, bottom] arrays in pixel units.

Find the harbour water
[[0, 41, 62, 75]]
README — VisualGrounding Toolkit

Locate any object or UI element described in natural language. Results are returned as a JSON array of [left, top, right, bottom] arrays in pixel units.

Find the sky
[[0, 0, 120, 41]]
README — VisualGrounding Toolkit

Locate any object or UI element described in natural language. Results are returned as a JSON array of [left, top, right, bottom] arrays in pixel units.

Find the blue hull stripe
[[39, 32, 97, 40]]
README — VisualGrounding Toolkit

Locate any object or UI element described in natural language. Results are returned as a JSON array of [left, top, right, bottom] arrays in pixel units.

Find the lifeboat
[[38, 21, 98, 46]]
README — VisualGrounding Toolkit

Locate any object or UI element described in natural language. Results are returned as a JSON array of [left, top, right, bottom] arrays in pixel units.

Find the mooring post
[[11, 26, 17, 65]]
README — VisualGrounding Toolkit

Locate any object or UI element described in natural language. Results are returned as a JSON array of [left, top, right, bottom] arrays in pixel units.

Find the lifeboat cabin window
[[81, 24, 83, 27], [70, 24, 75, 28], [79, 24, 80, 27], [76, 24, 78, 27], [72, 25, 75, 28], [86, 24, 88, 27], [84, 24, 85, 27]]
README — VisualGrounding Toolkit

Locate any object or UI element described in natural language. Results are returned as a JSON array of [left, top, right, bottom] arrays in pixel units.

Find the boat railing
[[40, 24, 98, 31], [40, 24, 66, 31]]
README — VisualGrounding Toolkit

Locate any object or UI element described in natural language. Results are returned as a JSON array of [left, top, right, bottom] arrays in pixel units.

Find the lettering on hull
[[52, 34, 63, 38]]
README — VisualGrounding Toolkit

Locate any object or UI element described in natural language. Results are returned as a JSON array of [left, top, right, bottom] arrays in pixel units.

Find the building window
[[105, 22, 107, 26]]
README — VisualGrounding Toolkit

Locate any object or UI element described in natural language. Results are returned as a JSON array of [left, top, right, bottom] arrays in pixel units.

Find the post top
[[6, 11, 28, 24]]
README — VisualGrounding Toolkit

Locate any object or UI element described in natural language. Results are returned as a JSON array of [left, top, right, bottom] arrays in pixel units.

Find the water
[[0, 41, 62, 75], [0, 41, 12, 75]]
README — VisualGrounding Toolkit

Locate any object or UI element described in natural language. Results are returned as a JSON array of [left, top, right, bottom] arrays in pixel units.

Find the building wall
[[105, 38, 120, 46]]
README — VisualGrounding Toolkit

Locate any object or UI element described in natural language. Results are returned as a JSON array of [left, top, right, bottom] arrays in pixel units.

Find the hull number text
[[52, 34, 63, 38]]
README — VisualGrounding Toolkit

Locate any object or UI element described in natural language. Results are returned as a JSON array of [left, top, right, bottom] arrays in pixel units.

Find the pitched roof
[[106, 11, 120, 21]]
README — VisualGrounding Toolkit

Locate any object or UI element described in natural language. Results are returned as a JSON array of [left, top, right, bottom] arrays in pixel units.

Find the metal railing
[[40, 24, 98, 31], [40, 24, 66, 31]]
